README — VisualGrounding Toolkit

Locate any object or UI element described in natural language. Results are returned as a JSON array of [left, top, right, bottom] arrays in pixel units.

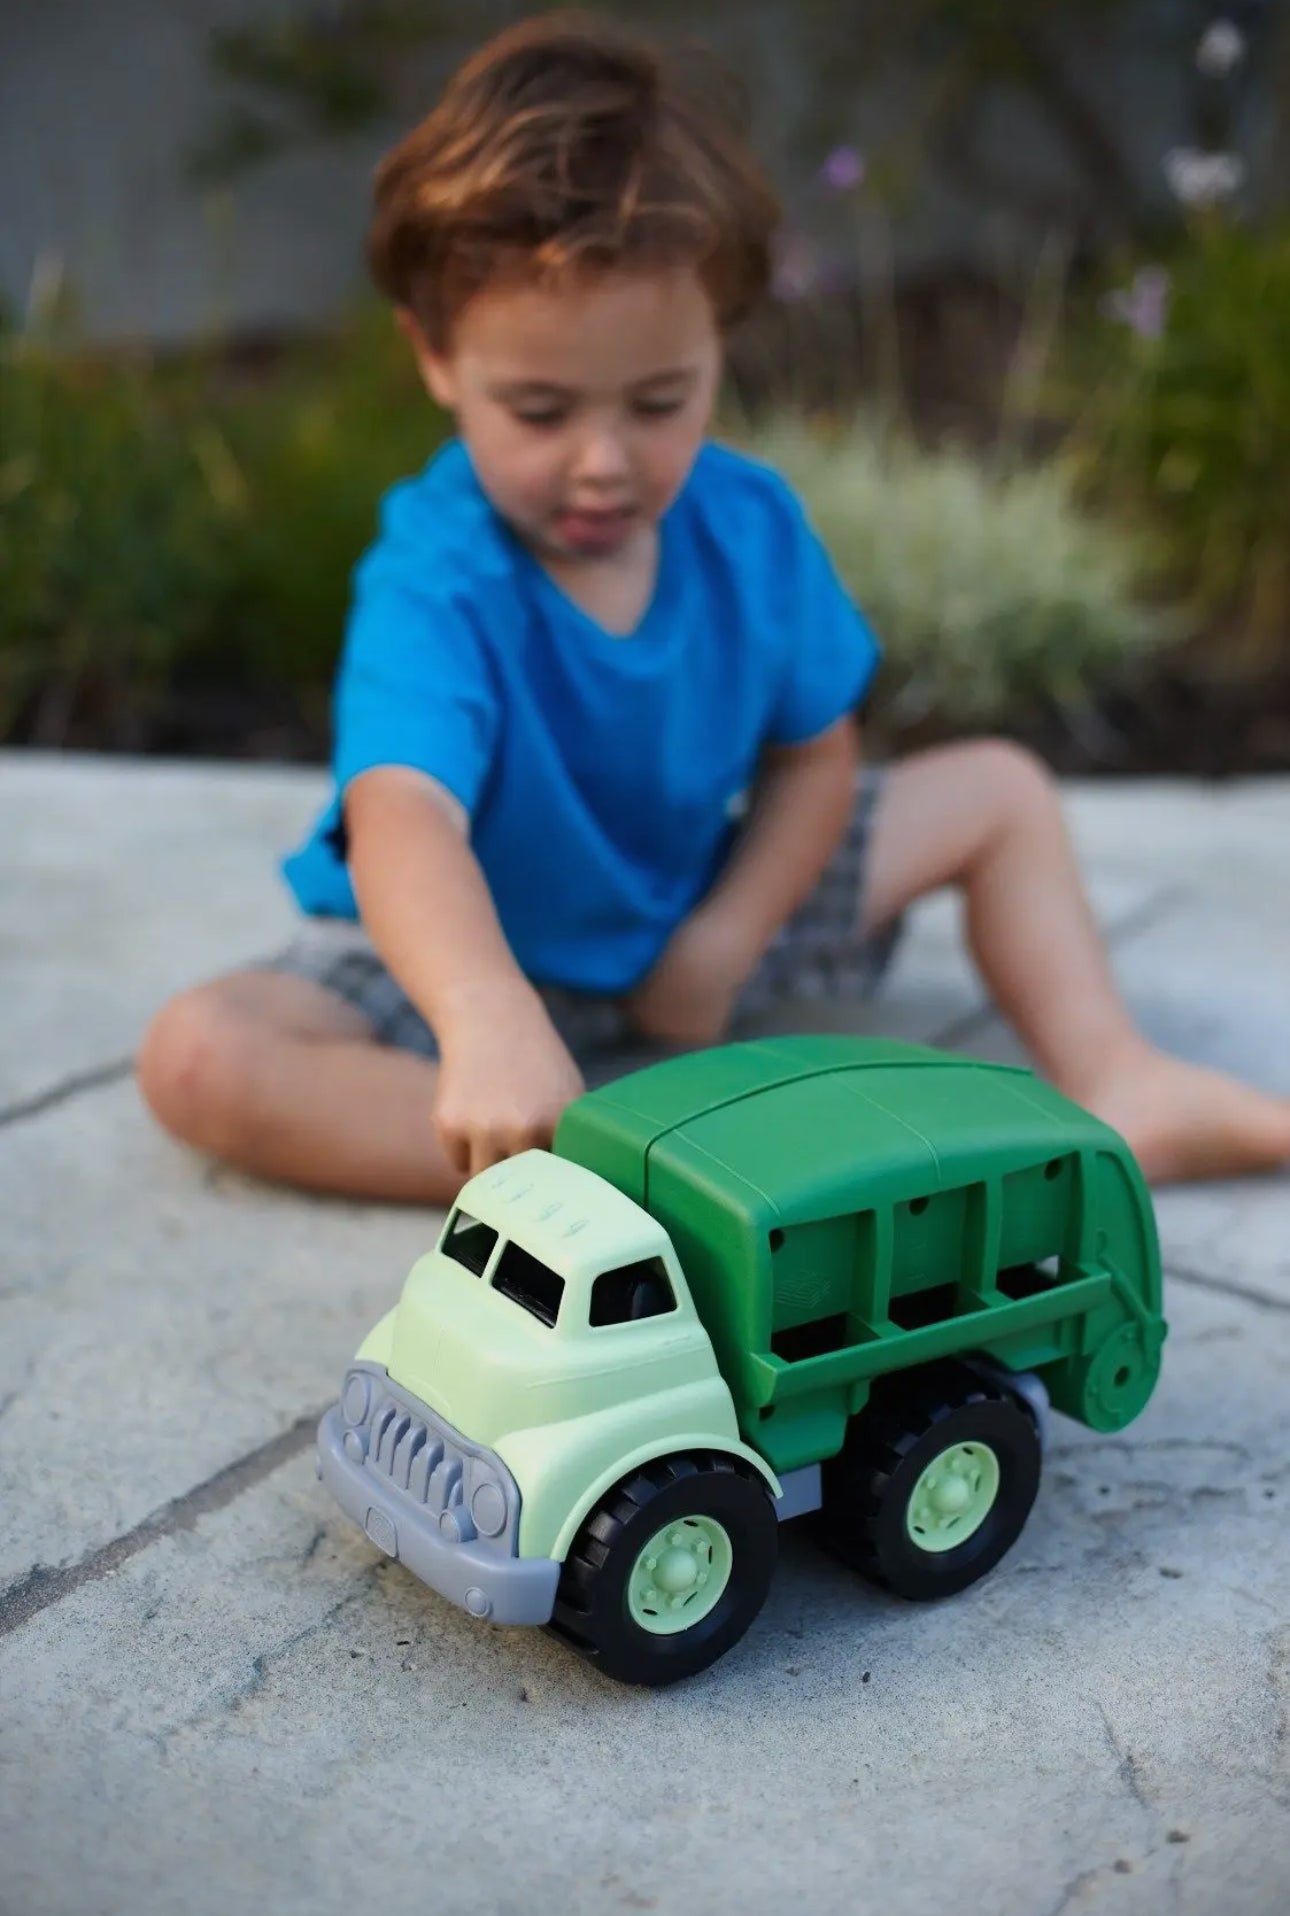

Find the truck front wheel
[[550, 1454, 778, 1686], [820, 1363, 1041, 1601]]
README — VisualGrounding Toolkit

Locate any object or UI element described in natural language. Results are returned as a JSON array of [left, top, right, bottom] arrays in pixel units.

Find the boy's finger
[[470, 1128, 509, 1177], [435, 1116, 471, 1176]]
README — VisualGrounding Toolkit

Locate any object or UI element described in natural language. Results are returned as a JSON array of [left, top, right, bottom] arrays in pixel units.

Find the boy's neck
[[528, 520, 661, 639]]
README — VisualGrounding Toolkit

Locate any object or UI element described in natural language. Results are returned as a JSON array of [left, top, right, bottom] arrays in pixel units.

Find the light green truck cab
[[318, 1036, 1166, 1686], [351, 1149, 776, 1562]]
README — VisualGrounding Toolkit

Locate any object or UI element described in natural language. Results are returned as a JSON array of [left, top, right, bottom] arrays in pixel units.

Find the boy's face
[[403, 266, 722, 564]]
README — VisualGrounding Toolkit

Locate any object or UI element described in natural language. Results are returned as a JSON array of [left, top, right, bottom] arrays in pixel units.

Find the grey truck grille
[[369, 1397, 464, 1508], [341, 1364, 521, 1554]]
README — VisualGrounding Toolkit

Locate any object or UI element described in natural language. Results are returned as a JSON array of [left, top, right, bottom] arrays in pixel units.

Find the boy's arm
[[704, 715, 860, 949], [345, 765, 584, 1176], [627, 717, 861, 1046]]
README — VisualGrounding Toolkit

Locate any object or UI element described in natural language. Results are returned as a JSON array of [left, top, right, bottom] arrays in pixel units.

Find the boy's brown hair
[[368, 9, 780, 349]]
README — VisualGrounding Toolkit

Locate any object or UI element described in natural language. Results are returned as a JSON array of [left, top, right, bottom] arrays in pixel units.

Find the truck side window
[[492, 1242, 565, 1327], [590, 1258, 676, 1327], [441, 1209, 498, 1277]]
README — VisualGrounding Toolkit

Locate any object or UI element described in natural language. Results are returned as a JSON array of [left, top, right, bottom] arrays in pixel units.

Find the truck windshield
[[440, 1209, 498, 1277], [492, 1240, 565, 1328]]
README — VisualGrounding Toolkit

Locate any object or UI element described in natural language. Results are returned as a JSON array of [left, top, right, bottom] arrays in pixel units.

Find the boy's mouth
[[553, 504, 637, 554]]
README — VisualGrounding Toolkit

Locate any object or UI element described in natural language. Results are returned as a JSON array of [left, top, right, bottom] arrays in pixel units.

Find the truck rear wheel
[[820, 1363, 1041, 1601], [550, 1453, 778, 1686]]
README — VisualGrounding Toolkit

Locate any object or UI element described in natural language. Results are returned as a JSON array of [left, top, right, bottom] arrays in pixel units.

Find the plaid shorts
[[265, 767, 900, 1066]]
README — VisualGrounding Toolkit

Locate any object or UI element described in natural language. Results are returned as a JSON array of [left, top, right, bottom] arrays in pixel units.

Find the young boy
[[139, 10, 1290, 1201]]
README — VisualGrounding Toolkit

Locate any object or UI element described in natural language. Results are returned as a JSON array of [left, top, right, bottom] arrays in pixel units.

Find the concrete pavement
[[2, 751, 1288, 1916]]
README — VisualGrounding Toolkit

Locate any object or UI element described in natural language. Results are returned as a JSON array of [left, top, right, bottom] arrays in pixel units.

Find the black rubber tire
[[818, 1363, 1042, 1601], [549, 1453, 778, 1686]]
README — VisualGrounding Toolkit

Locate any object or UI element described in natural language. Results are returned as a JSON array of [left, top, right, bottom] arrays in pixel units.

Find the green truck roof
[[556, 1035, 1124, 1222]]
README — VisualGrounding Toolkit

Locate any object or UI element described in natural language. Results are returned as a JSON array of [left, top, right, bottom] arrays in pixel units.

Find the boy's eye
[[510, 398, 684, 427]]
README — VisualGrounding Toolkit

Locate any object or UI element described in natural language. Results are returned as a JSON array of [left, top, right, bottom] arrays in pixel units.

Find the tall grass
[[750, 415, 1165, 730], [1069, 221, 1290, 672]]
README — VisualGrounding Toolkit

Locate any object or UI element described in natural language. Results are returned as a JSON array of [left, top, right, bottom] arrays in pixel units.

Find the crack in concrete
[[155, 1580, 378, 1754], [226, 1584, 372, 1716], [1098, 1701, 1152, 1815], [1267, 1626, 1290, 1752], [1165, 1263, 1290, 1316], [1042, 1866, 1100, 1916], [0, 1408, 323, 1639], [0, 945, 296, 1135], [1048, 1437, 1251, 1461], [0, 1352, 39, 1428], [0, 1056, 135, 1130]]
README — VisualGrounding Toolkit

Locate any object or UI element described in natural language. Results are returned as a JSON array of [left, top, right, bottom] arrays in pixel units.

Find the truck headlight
[[471, 1479, 508, 1538], [341, 1370, 372, 1426]]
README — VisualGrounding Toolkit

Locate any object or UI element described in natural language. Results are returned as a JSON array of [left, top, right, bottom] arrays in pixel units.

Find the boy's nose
[[570, 428, 632, 488]]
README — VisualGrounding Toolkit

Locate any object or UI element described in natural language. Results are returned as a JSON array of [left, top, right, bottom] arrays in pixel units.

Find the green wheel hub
[[905, 1441, 1000, 1553], [627, 1516, 734, 1635]]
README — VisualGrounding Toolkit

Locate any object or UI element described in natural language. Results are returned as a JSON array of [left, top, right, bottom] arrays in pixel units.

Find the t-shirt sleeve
[[765, 485, 882, 746], [331, 530, 500, 818]]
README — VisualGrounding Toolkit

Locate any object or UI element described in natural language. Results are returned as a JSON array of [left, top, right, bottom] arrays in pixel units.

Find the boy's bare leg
[[137, 971, 464, 1205], [861, 741, 1290, 1184]]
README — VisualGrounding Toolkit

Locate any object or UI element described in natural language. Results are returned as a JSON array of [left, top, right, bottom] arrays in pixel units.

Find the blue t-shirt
[[282, 438, 880, 993]]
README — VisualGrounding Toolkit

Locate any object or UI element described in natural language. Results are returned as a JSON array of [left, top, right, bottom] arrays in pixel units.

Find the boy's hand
[[625, 905, 759, 1049], [433, 983, 585, 1178]]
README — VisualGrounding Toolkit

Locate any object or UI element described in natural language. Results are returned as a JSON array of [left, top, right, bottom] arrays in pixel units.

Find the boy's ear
[[395, 307, 457, 409]]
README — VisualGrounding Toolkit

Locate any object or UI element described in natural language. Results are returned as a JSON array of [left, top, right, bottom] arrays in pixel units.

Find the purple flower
[[821, 145, 865, 192], [1099, 266, 1171, 340]]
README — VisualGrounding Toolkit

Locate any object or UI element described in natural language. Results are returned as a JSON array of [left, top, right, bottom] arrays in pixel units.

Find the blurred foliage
[[0, 306, 447, 748], [1068, 219, 1290, 671], [0, 294, 1166, 753], [189, 1, 441, 184], [752, 414, 1166, 729], [191, 0, 1183, 245], [1, 334, 232, 747], [5, 0, 1281, 760]]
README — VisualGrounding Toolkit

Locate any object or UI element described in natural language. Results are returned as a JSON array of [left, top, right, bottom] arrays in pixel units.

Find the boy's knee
[[137, 989, 258, 1154], [966, 738, 1059, 833]]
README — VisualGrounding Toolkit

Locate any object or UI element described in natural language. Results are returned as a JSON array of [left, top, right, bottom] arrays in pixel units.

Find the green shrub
[[0, 306, 447, 746], [0, 338, 234, 743], [211, 307, 449, 689], [1, 304, 1164, 753], [1070, 221, 1290, 671], [746, 415, 1165, 729]]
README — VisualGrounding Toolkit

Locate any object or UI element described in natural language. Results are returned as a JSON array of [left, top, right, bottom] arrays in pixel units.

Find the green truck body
[[557, 1034, 1165, 1464], [318, 1036, 1166, 1685]]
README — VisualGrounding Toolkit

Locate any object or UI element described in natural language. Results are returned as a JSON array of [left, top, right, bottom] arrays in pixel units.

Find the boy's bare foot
[[1063, 1039, 1290, 1185]]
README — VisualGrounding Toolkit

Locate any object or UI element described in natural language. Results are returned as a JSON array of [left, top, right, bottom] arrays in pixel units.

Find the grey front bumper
[[317, 1407, 559, 1626]]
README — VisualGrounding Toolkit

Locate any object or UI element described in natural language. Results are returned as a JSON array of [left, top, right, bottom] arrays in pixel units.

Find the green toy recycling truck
[[317, 1036, 1166, 1685]]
